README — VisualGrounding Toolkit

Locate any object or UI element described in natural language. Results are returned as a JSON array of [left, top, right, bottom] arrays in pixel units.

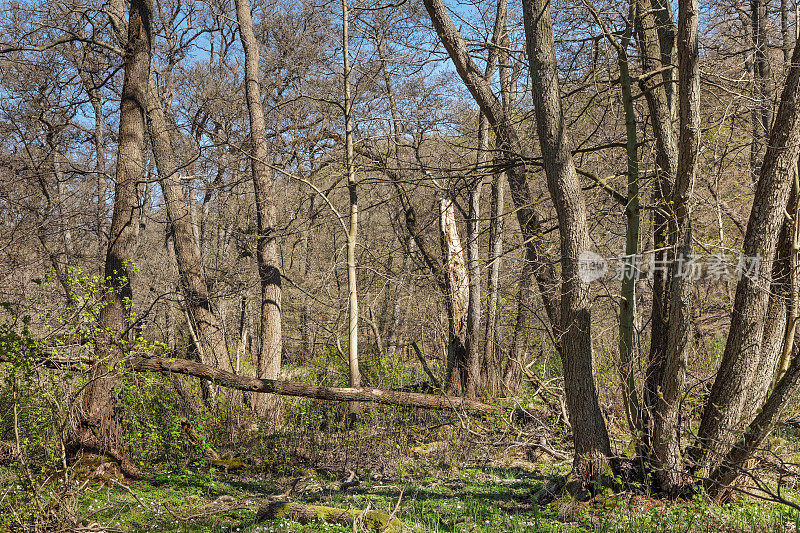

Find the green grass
[[3, 459, 799, 532]]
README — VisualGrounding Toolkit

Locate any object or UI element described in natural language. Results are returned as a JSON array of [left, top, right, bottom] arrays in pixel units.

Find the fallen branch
[[411, 341, 442, 390], [0, 349, 500, 414], [126, 353, 499, 414]]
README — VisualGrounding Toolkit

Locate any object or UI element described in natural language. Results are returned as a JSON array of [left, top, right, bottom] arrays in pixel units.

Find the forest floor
[[15, 462, 799, 532], [3, 404, 800, 532]]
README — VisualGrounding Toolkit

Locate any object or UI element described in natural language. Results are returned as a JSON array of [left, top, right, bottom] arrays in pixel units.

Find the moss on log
[[257, 501, 402, 532]]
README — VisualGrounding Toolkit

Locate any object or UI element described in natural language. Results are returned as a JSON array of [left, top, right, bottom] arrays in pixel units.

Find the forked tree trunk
[[234, 0, 283, 421], [81, 0, 152, 463], [146, 77, 232, 375], [695, 37, 800, 473], [522, 0, 613, 483], [652, 0, 700, 492], [634, 0, 678, 452]]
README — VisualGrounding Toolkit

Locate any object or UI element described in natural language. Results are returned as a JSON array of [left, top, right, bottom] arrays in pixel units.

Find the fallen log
[[129, 354, 499, 414], [0, 350, 499, 414], [257, 501, 402, 532]]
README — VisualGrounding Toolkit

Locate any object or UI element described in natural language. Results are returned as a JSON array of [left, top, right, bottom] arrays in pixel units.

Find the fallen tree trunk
[[128, 354, 498, 414], [257, 501, 402, 532], [0, 350, 499, 414]]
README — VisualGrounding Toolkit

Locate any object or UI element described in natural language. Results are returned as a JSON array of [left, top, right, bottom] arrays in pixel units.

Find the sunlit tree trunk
[[234, 0, 283, 422], [342, 0, 360, 389], [81, 0, 152, 474], [522, 0, 613, 483]]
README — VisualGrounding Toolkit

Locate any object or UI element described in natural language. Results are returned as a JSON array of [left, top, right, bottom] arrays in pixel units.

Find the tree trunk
[[588, 0, 642, 439], [485, 170, 505, 393], [146, 76, 232, 374], [750, 0, 772, 182], [707, 343, 800, 495], [504, 242, 534, 393], [386, 233, 411, 358], [522, 0, 613, 483], [86, 78, 108, 277], [234, 0, 283, 422], [422, 0, 560, 333], [342, 0, 360, 389], [440, 197, 469, 396], [652, 0, 700, 492], [465, 172, 482, 399], [634, 0, 678, 452], [695, 38, 800, 473], [81, 0, 152, 459]]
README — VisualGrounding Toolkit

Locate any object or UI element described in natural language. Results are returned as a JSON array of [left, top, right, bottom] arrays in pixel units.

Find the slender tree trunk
[[504, 243, 533, 393], [750, 0, 772, 182], [81, 0, 152, 465], [87, 82, 108, 277], [634, 0, 678, 451], [588, 0, 642, 438], [146, 76, 232, 374], [751, 220, 789, 404], [485, 170, 504, 392], [523, 0, 613, 483], [652, 0, 700, 492], [342, 0, 360, 389], [386, 233, 410, 358], [234, 0, 283, 421], [301, 191, 317, 358], [694, 38, 800, 473], [423, 0, 560, 333], [465, 170, 482, 399], [777, 176, 800, 381]]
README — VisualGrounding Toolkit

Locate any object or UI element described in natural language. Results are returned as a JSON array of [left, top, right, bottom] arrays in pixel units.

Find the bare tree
[[522, 0, 613, 483], [80, 0, 153, 477], [234, 0, 283, 421]]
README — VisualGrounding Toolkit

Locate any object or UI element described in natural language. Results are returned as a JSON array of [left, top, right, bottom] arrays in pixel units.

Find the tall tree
[[652, 0, 700, 492], [342, 0, 361, 389], [522, 0, 613, 483], [234, 0, 283, 421], [80, 0, 153, 476], [694, 30, 800, 474], [145, 77, 233, 375]]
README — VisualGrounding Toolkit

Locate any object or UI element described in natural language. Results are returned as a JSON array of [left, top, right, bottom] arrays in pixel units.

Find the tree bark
[[749, 0, 772, 182], [707, 344, 800, 495], [234, 0, 283, 421], [522, 0, 613, 483], [81, 0, 152, 457], [146, 76, 232, 374], [422, 0, 560, 331], [652, 0, 700, 492], [485, 169, 505, 393], [440, 197, 469, 396], [342, 0, 361, 389], [695, 38, 800, 473], [634, 0, 678, 452]]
